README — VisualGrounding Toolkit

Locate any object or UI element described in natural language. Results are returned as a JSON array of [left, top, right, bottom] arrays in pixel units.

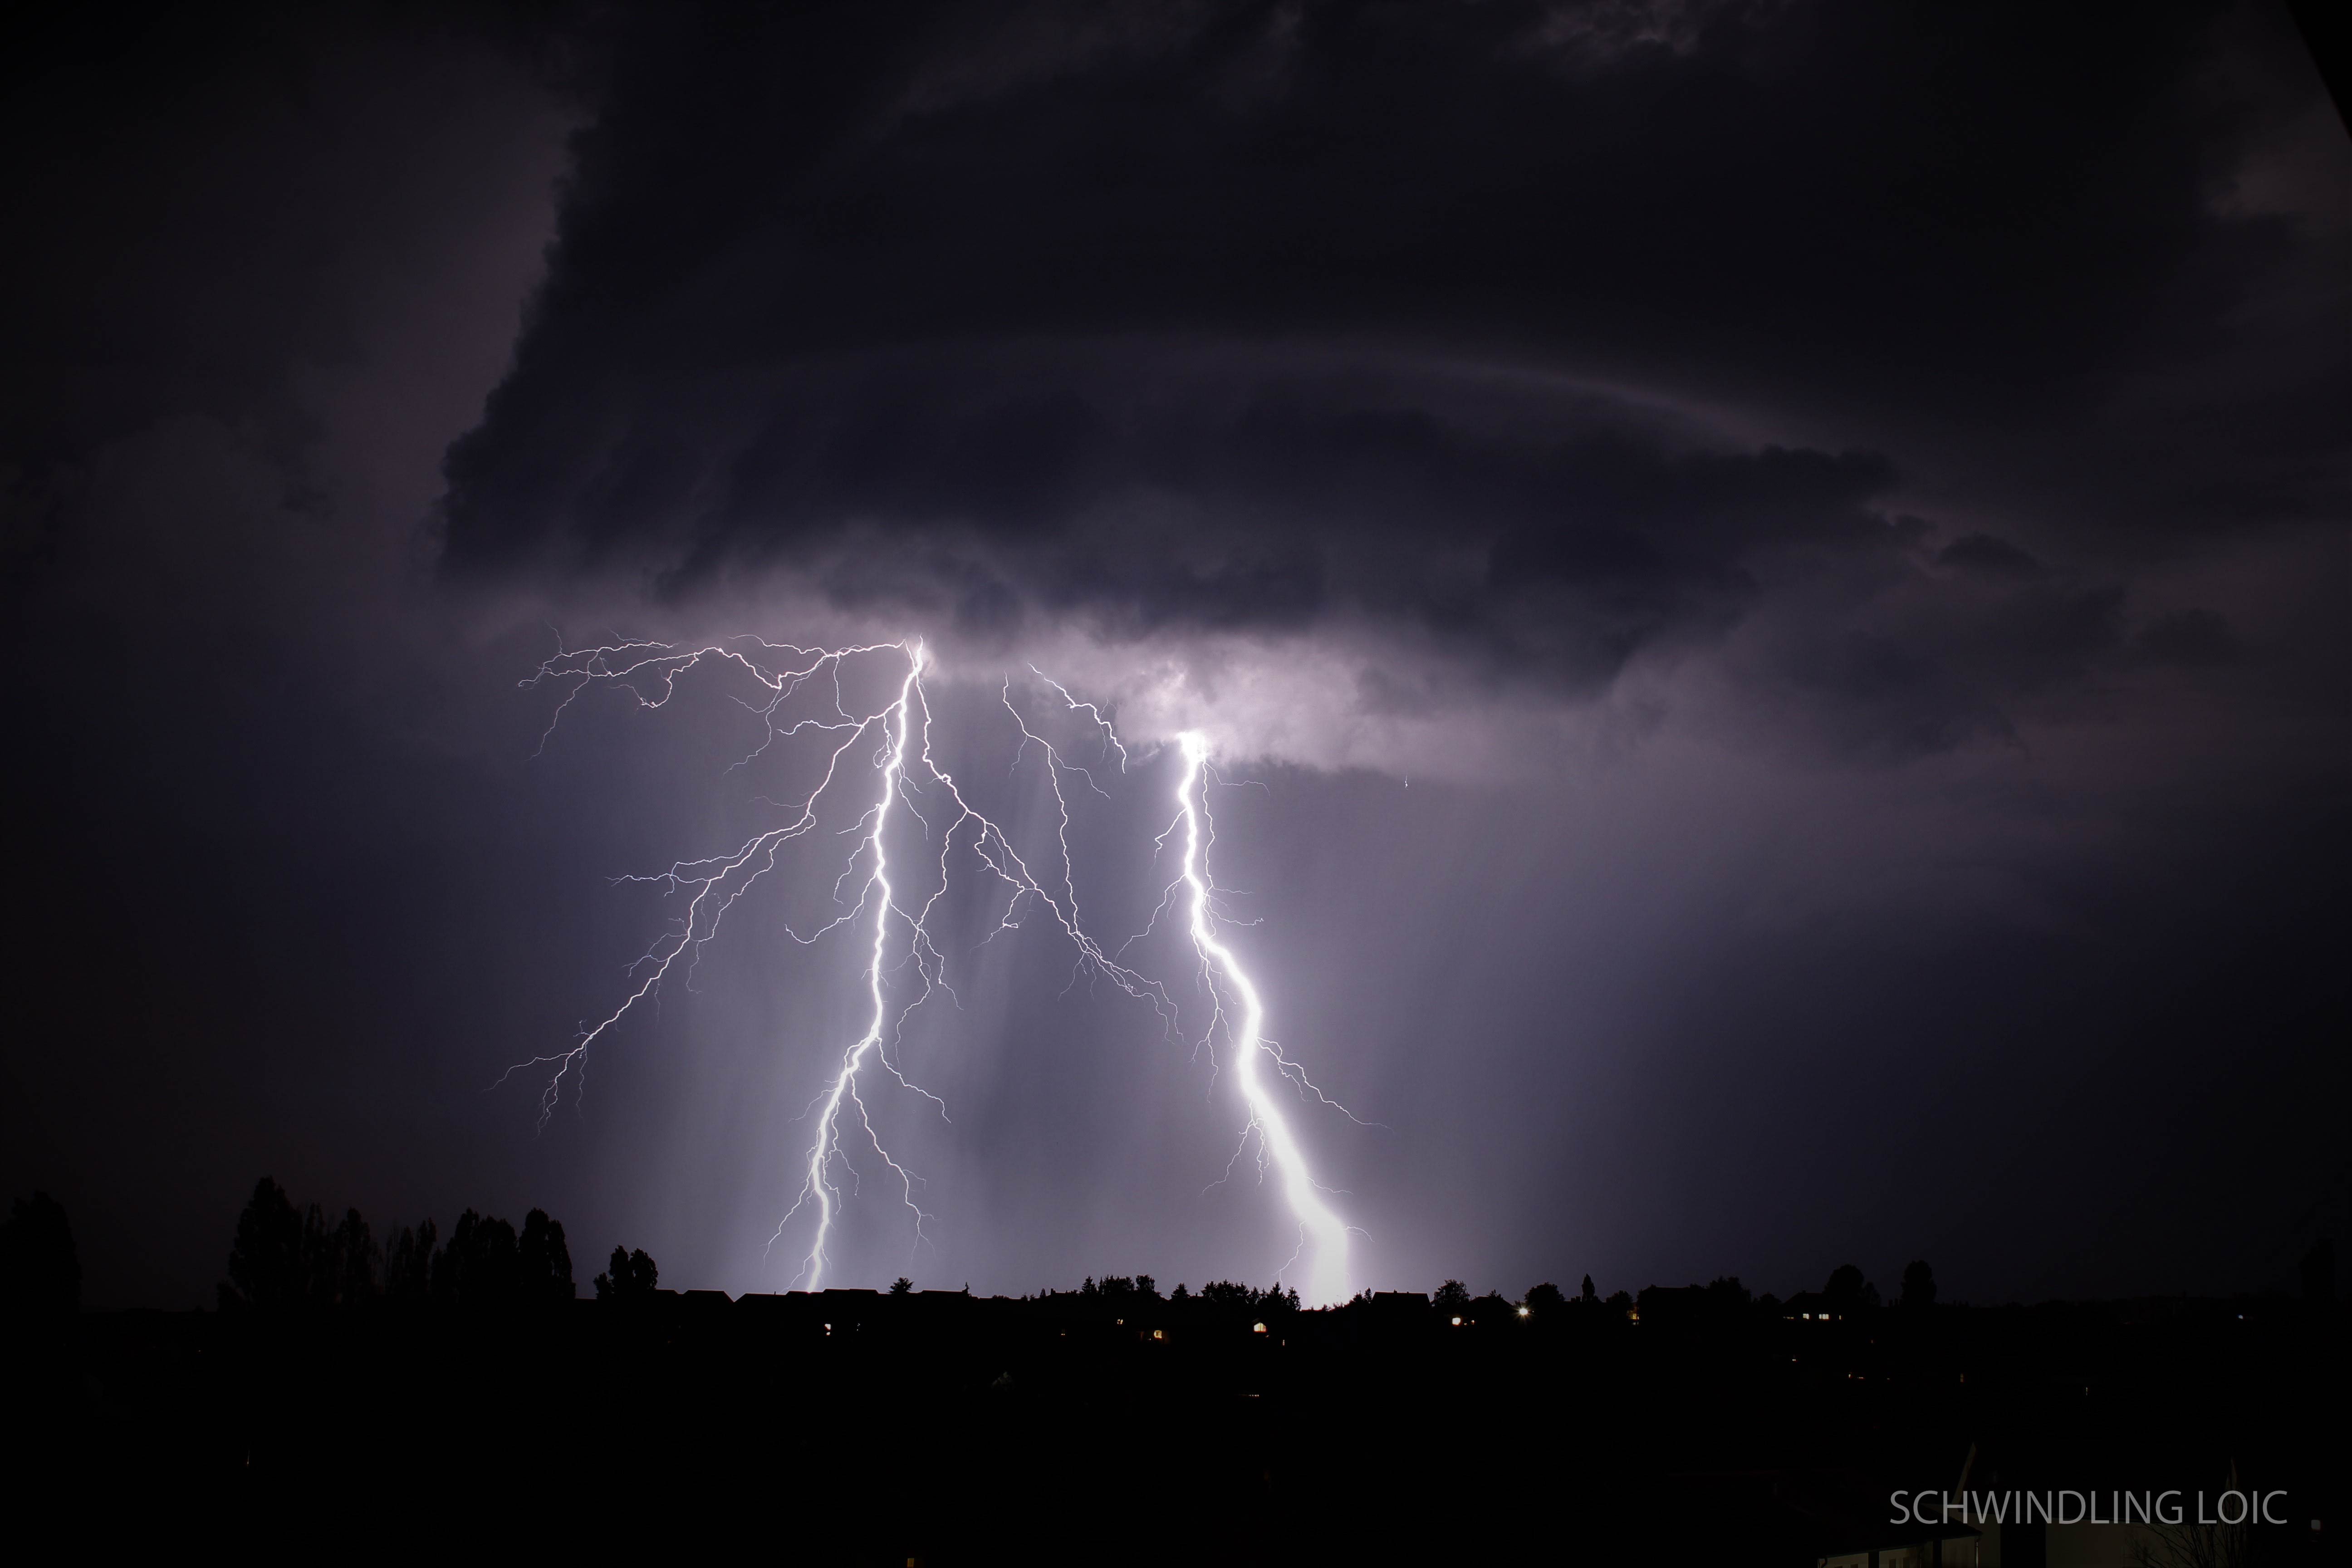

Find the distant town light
[[1516, 1306, 1530, 1318], [1450, 1315, 1463, 1326], [1152, 1329, 1165, 1340], [1253, 1321, 1268, 1333]]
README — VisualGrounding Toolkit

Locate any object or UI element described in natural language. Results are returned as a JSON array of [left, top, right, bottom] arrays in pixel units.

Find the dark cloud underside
[[436, 0, 2343, 750], [1, 0, 2343, 1309]]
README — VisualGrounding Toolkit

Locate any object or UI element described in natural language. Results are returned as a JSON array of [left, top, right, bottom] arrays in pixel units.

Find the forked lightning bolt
[[507, 635, 1356, 1300]]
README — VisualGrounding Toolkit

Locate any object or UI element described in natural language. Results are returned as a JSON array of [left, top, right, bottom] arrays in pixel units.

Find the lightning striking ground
[[1167, 732, 1352, 1306], [510, 635, 1357, 1299]]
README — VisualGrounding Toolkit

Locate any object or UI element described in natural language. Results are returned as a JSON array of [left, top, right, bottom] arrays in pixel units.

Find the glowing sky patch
[[508, 636, 1358, 1298]]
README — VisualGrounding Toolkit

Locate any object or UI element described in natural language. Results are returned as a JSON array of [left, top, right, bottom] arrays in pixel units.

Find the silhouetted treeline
[[12, 1196, 2342, 1562], [593, 1243, 658, 1302], [216, 1176, 578, 1312], [883, 1260, 1948, 1334], [31, 1172, 2346, 1336], [1028, 1274, 1302, 1317], [1364, 1260, 1945, 1330]]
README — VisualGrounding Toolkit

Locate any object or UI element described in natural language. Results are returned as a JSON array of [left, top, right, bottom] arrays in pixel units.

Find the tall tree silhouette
[[593, 1245, 658, 1302], [217, 1184, 577, 1312], [1198, 1280, 1251, 1311], [1824, 1264, 1879, 1311], [323, 1208, 380, 1307], [221, 1177, 306, 1310], [384, 1220, 437, 1304], [1900, 1259, 1937, 1309], [519, 1209, 575, 1305], [433, 1210, 521, 1307]]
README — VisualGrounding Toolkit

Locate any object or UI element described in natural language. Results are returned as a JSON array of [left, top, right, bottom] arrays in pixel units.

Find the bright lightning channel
[[506, 635, 1357, 1300], [775, 647, 925, 1289], [1170, 732, 1352, 1307]]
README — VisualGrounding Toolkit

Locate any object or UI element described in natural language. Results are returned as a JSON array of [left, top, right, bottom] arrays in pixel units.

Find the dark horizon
[[48, 1170, 2341, 1318], [4, 2, 2347, 1317], [19, 1174, 2335, 1562]]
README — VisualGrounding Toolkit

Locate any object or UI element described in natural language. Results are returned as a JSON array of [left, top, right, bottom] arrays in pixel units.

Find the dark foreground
[[10, 1289, 2342, 1562]]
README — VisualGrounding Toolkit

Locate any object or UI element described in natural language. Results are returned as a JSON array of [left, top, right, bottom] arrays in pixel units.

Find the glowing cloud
[[507, 635, 1357, 1298]]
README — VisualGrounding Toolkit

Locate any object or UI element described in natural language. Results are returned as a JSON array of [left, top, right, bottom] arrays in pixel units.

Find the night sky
[[5, 2, 2344, 1311]]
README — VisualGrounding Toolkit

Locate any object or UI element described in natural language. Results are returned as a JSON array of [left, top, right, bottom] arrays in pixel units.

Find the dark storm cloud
[[1936, 535, 2045, 580], [448, 0, 2249, 422], [2, 5, 579, 1308], [435, 0, 2343, 751], [448, 338, 1917, 688], [3, 0, 2343, 1314], [2135, 605, 2242, 666]]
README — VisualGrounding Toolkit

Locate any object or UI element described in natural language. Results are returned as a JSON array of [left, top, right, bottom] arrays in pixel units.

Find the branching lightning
[[510, 634, 1357, 1301]]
